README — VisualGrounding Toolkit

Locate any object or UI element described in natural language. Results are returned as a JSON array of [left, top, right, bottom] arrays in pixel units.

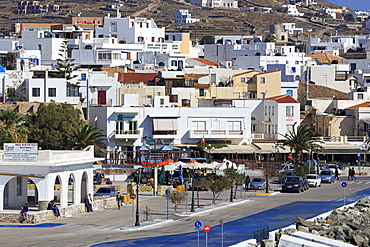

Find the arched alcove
[[81, 172, 88, 203]]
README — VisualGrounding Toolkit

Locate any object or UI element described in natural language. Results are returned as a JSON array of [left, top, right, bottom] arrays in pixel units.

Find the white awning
[[153, 118, 178, 131]]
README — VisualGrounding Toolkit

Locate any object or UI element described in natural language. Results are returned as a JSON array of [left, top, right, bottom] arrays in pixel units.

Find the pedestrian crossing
[[347, 181, 370, 184]]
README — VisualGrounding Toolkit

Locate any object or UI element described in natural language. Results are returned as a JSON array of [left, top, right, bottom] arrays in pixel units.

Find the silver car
[[249, 177, 266, 190]]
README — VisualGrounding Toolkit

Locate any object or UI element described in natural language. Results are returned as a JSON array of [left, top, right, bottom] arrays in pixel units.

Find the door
[[98, 91, 106, 105], [4, 183, 8, 207]]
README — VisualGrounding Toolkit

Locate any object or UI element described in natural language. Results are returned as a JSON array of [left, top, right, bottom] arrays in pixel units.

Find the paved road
[[1, 176, 369, 247]]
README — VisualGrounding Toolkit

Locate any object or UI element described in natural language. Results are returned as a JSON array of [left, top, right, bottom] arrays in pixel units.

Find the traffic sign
[[357, 152, 361, 157], [130, 193, 136, 199], [341, 182, 347, 188], [194, 220, 202, 229], [204, 225, 211, 233]]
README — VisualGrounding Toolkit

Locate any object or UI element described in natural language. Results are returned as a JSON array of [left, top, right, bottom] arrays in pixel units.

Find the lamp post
[[144, 136, 158, 196], [190, 167, 195, 212], [135, 168, 142, 226], [265, 154, 269, 194]]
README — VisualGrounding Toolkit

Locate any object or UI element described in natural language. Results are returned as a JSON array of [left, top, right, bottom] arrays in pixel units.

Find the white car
[[325, 164, 341, 175], [306, 174, 321, 187]]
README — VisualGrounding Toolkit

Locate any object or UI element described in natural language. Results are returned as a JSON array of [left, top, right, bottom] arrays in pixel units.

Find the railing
[[314, 136, 366, 143], [115, 130, 139, 135], [90, 98, 113, 106], [252, 133, 264, 139], [191, 130, 243, 137]]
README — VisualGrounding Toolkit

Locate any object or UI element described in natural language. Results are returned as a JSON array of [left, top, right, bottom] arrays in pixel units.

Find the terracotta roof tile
[[118, 73, 157, 83], [346, 102, 370, 110], [191, 58, 219, 66], [263, 94, 299, 103], [305, 53, 345, 64]]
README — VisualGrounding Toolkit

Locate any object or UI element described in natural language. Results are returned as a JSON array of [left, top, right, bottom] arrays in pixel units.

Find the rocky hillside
[[0, 0, 364, 40]]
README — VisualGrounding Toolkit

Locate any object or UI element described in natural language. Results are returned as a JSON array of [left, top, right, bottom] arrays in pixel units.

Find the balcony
[[114, 130, 140, 139], [152, 130, 177, 139], [190, 130, 244, 139], [90, 98, 113, 107]]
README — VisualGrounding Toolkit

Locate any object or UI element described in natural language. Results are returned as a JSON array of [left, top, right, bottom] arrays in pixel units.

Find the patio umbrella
[[136, 145, 149, 151], [159, 165, 166, 185], [178, 164, 184, 185], [158, 145, 173, 151]]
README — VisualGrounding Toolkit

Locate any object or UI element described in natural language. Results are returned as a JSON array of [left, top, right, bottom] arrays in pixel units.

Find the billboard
[[3, 143, 38, 162]]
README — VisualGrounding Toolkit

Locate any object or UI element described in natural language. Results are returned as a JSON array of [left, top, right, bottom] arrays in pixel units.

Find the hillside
[[0, 0, 365, 40]]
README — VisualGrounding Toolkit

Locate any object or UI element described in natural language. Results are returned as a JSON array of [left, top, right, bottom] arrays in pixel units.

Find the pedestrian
[[88, 193, 94, 212], [351, 167, 356, 180], [19, 203, 28, 223], [83, 194, 90, 212], [244, 175, 250, 191], [347, 167, 351, 180], [334, 167, 339, 180], [116, 192, 123, 210], [51, 200, 61, 217]]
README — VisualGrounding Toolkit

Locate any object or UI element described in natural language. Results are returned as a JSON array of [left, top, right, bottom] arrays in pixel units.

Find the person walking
[[348, 167, 352, 180], [334, 167, 339, 180], [83, 194, 91, 212], [244, 175, 250, 191], [351, 167, 357, 180], [88, 193, 94, 212], [116, 192, 123, 210]]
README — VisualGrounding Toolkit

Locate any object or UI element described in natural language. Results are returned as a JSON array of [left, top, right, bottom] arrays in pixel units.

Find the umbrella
[[136, 145, 149, 151], [158, 145, 172, 151], [159, 165, 166, 185], [178, 164, 184, 185]]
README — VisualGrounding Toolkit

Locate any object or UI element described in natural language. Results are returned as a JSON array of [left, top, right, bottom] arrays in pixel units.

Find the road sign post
[[130, 193, 136, 227], [342, 182, 347, 206], [204, 225, 211, 247], [220, 219, 224, 247], [194, 221, 202, 247], [166, 189, 170, 220]]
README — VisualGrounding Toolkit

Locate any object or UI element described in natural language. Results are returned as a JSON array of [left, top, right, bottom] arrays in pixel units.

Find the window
[[358, 93, 364, 100], [115, 120, 138, 134], [191, 121, 206, 130], [260, 77, 266, 83], [241, 77, 245, 83], [260, 92, 266, 99], [286, 89, 293, 96], [147, 95, 153, 105], [287, 124, 293, 133], [67, 84, 79, 97], [272, 106, 275, 115], [48, 88, 56, 97], [286, 106, 294, 116], [211, 74, 216, 84], [227, 121, 241, 130], [171, 60, 177, 67], [169, 95, 178, 103], [160, 99, 164, 105], [17, 177, 22, 196], [199, 88, 205, 97], [265, 106, 267, 115], [32, 88, 40, 97], [251, 123, 257, 132]]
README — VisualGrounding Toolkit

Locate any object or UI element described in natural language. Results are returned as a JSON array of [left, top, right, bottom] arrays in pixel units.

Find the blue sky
[[326, 0, 370, 11]]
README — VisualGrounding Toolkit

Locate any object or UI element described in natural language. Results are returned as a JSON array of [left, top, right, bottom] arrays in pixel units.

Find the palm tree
[[280, 122, 323, 164], [65, 124, 106, 151], [0, 110, 28, 143]]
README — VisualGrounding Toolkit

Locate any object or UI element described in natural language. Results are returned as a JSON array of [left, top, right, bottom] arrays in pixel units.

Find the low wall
[[0, 197, 116, 224]]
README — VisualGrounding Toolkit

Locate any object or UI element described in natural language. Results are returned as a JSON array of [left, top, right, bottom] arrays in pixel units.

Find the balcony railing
[[114, 130, 140, 139], [314, 136, 366, 143], [190, 130, 243, 138], [90, 98, 113, 107]]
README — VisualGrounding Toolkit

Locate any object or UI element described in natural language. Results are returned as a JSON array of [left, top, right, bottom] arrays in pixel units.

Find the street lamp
[[190, 167, 195, 212], [265, 154, 269, 194], [143, 136, 158, 196], [135, 168, 142, 226]]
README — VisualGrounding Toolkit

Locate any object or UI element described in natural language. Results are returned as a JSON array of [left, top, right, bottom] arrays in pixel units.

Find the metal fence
[[254, 226, 269, 243]]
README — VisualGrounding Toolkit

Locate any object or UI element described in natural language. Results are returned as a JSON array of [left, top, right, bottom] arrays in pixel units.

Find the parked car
[[301, 177, 309, 190], [325, 164, 341, 175], [306, 174, 321, 187], [93, 187, 117, 197], [281, 176, 305, 193], [249, 177, 266, 190], [320, 170, 335, 183]]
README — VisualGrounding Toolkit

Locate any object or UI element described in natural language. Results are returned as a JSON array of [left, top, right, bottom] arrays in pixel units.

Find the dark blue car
[[93, 187, 117, 197], [281, 176, 305, 193]]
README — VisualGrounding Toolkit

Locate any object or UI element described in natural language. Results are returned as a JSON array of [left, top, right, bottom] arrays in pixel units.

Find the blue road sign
[[342, 182, 347, 188], [357, 152, 361, 157], [194, 221, 202, 229]]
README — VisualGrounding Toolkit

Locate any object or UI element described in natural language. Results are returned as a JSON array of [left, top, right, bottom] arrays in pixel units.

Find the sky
[[325, 0, 370, 11]]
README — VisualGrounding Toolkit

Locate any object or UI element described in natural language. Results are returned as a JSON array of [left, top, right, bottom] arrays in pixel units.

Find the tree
[[193, 178, 210, 207], [264, 34, 276, 43], [25, 103, 83, 150], [54, 40, 78, 84], [207, 175, 231, 204], [199, 35, 215, 45], [280, 122, 322, 165], [0, 109, 28, 143], [65, 124, 106, 152], [0, 129, 13, 149], [168, 191, 187, 213]]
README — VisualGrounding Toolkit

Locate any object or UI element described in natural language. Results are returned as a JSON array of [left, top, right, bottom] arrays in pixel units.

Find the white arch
[[0, 176, 16, 210]]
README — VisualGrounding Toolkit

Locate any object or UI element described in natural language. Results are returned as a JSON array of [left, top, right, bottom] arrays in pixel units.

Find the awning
[[153, 118, 178, 131], [206, 144, 263, 154], [361, 118, 370, 124], [253, 143, 290, 153]]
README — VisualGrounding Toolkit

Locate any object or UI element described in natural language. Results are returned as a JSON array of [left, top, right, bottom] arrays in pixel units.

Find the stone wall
[[0, 197, 116, 224]]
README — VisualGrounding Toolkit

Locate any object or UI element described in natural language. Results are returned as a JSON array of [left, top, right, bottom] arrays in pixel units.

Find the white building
[[282, 23, 303, 35], [319, 9, 336, 19], [281, 5, 304, 17], [0, 145, 96, 212], [175, 10, 199, 23], [190, 0, 238, 8]]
